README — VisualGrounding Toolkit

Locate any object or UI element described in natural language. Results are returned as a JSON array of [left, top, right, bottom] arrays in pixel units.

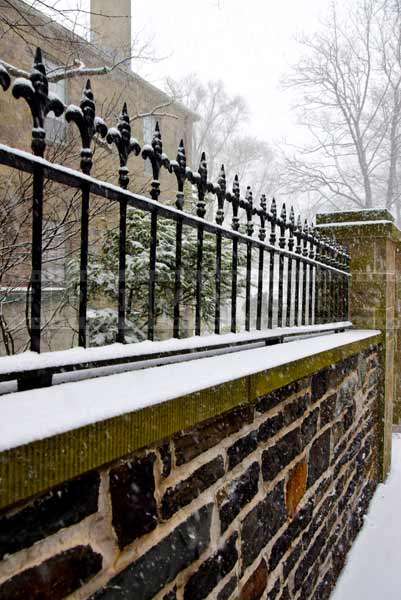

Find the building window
[[45, 60, 67, 144], [143, 115, 157, 175]]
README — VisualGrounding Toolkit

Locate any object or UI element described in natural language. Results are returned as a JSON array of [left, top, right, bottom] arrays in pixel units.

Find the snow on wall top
[[0, 329, 379, 453]]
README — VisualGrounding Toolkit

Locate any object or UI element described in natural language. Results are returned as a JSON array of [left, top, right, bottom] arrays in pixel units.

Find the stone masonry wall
[[0, 346, 380, 600]]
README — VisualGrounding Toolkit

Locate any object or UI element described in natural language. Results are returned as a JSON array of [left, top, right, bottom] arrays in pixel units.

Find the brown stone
[[239, 559, 268, 600], [286, 459, 307, 518]]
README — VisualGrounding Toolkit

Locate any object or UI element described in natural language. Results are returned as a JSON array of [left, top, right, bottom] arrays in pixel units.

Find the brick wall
[[0, 346, 380, 600]]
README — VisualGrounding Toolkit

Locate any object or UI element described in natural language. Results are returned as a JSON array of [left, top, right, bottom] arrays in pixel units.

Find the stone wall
[[0, 345, 380, 600]]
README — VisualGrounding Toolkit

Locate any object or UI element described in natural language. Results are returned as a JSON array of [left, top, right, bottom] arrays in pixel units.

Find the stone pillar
[[316, 208, 400, 480]]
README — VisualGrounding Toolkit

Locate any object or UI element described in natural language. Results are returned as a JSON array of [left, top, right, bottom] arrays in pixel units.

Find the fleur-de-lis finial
[[65, 80, 108, 175], [169, 139, 187, 210], [187, 152, 209, 218], [288, 206, 295, 251], [314, 228, 321, 262], [255, 194, 267, 241], [215, 165, 226, 225], [295, 215, 303, 254], [242, 187, 254, 236], [0, 63, 10, 92], [309, 223, 315, 259], [226, 175, 241, 231], [12, 47, 65, 157], [269, 198, 277, 245], [107, 102, 141, 189], [303, 220, 309, 257], [142, 121, 170, 201], [279, 203, 287, 249]]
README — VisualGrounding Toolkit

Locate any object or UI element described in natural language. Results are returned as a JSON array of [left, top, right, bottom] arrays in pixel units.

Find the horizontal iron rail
[[0, 323, 353, 391], [0, 144, 350, 277]]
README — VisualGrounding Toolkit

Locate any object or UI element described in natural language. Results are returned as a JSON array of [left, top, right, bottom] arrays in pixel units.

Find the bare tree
[[168, 74, 279, 198], [282, 0, 401, 221], [0, 1, 183, 354]]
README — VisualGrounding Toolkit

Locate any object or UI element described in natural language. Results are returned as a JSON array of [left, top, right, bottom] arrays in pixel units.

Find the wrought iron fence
[[0, 48, 350, 358]]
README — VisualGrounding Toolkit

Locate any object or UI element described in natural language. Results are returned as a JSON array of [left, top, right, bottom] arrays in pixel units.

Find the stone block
[[295, 527, 327, 589], [320, 393, 337, 427], [283, 539, 302, 579], [286, 459, 307, 518], [0, 545, 102, 600], [217, 576, 237, 600], [301, 408, 319, 447], [239, 559, 267, 600], [241, 481, 287, 569], [173, 407, 252, 465], [0, 471, 99, 559], [184, 534, 238, 600], [268, 499, 313, 571], [255, 382, 298, 414], [266, 580, 281, 599], [228, 430, 258, 470], [283, 393, 310, 426], [90, 505, 213, 600], [219, 462, 260, 533], [311, 368, 331, 402], [307, 430, 331, 487], [257, 413, 284, 443], [262, 428, 301, 482], [159, 442, 172, 478], [161, 456, 225, 520], [110, 454, 157, 548]]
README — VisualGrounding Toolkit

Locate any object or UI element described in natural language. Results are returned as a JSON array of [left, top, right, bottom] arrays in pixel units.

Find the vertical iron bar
[[277, 205, 286, 327], [195, 225, 204, 336], [326, 269, 332, 323], [215, 232, 222, 334], [294, 257, 300, 326], [308, 264, 314, 324], [322, 268, 329, 323], [231, 237, 238, 333], [30, 162, 44, 353], [334, 270, 339, 321], [278, 254, 284, 326], [148, 210, 158, 340], [301, 261, 307, 325], [78, 183, 89, 347], [173, 218, 183, 338], [256, 247, 264, 330], [245, 242, 252, 331], [268, 250, 275, 328], [286, 257, 293, 327], [117, 198, 127, 343], [315, 265, 320, 324]]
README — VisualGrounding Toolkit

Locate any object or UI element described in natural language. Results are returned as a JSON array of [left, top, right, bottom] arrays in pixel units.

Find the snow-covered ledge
[[0, 329, 381, 509]]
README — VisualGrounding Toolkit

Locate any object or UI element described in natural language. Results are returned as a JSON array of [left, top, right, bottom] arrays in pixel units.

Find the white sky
[[46, 0, 333, 144], [132, 0, 332, 143]]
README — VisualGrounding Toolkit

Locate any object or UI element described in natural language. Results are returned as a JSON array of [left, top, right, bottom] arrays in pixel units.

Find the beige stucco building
[[0, 0, 198, 353]]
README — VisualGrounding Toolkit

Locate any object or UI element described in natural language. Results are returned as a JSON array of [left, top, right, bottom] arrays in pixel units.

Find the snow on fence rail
[[0, 48, 351, 390]]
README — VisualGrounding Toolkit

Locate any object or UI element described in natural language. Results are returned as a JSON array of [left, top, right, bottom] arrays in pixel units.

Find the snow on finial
[[169, 138, 187, 210], [215, 164, 226, 225]]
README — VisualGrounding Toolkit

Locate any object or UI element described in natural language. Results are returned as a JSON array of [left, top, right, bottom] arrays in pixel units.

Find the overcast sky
[[132, 0, 332, 143], [50, 0, 333, 144]]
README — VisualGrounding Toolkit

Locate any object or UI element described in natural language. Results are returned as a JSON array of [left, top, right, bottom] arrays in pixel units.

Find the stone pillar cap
[[316, 208, 394, 225]]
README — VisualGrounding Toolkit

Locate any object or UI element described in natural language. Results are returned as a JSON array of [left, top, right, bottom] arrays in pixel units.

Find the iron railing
[[0, 48, 351, 361]]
